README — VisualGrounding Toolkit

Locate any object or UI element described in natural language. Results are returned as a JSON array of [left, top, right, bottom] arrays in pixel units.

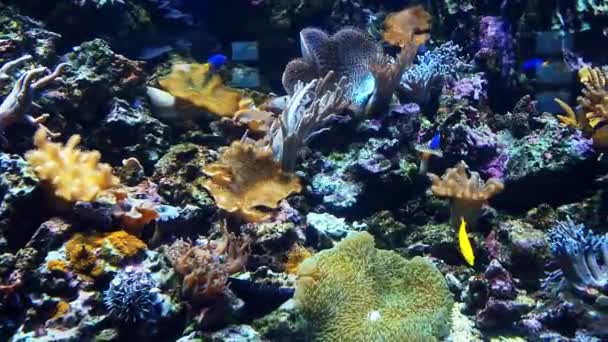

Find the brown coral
[[26, 128, 120, 202], [285, 244, 312, 274], [383, 5, 432, 48], [203, 141, 302, 222], [158, 63, 242, 117], [108, 180, 161, 234], [428, 161, 504, 229]]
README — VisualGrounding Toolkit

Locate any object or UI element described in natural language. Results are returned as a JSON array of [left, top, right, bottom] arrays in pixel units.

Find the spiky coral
[[0, 56, 66, 145], [427, 161, 504, 229], [269, 71, 350, 172], [157, 63, 242, 117], [104, 268, 161, 323], [294, 231, 453, 341], [25, 128, 120, 202], [203, 141, 302, 222]]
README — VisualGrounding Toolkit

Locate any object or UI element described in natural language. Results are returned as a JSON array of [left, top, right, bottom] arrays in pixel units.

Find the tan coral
[[383, 5, 432, 48], [158, 63, 242, 117], [203, 141, 302, 222], [25, 128, 120, 202], [428, 161, 504, 230], [233, 98, 275, 134]]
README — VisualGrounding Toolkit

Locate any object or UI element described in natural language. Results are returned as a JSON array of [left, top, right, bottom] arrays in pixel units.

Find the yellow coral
[[159, 63, 242, 117], [65, 234, 99, 275], [284, 244, 312, 274], [51, 301, 70, 320], [47, 259, 68, 273], [383, 5, 432, 47], [25, 128, 120, 202], [203, 141, 302, 222], [105, 230, 146, 257], [294, 232, 453, 341]]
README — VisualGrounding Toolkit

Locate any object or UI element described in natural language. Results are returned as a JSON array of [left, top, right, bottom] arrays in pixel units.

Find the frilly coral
[[294, 231, 453, 341], [428, 161, 504, 229], [203, 141, 302, 222], [158, 63, 242, 117], [282, 27, 382, 111], [25, 128, 120, 202], [383, 5, 432, 47]]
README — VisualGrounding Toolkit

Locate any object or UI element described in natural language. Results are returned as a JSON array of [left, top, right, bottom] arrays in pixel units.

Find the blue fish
[[208, 54, 228, 71], [522, 58, 545, 72], [428, 133, 441, 150]]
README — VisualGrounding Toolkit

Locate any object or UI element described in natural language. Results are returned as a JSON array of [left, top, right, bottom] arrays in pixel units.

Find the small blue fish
[[208, 54, 228, 71], [428, 133, 441, 150], [522, 58, 547, 72]]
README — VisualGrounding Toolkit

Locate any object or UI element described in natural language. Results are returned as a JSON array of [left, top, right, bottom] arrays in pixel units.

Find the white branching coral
[[268, 71, 350, 172]]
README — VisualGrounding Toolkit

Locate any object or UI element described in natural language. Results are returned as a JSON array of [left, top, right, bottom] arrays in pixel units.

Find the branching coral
[[0, 56, 66, 145], [165, 229, 249, 326], [547, 218, 608, 292], [269, 71, 350, 172], [203, 141, 302, 222], [400, 42, 470, 107], [156, 62, 242, 117], [555, 67, 608, 149], [294, 231, 453, 341], [427, 161, 504, 230], [25, 128, 120, 202], [382, 5, 432, 47]]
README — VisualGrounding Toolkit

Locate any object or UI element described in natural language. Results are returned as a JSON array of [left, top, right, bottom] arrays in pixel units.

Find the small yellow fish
[[458, 217, 475, 266]]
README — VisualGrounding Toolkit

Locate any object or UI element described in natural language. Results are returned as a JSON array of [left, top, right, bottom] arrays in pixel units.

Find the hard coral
[[203, 141, 301, 222], [383, 5, 432, 47], [295, 231, 453, 341], [158, 63, 242, 117], [428, 161, 504, 230], [25, 128, 120, 202]]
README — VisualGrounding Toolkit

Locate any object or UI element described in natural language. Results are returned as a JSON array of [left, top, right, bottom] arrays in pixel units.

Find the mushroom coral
[[427, 161, 504, 230], [295, 231, 453, 341], [555, 67, 608, 149], [158, 62, 242, 117], [383, 5, 432, 48], [203, 141, 302, 222], [25, 128, 120, 202]]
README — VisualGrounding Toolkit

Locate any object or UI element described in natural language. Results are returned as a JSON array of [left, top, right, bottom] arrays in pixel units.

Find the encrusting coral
[[157, 62, 243, 117], [203, 141, 302, 222], [427, 161, 504, 230], [294, 231, 453, 341], [25, 128, 120, 202], [0, 55, 66, 145]]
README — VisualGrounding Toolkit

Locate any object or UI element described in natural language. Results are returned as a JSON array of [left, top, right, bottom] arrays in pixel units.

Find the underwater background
[[0, 0, 608, 341]]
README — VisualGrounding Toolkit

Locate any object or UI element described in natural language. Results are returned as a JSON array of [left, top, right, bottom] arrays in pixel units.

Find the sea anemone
[[104, 268, 161, 323]]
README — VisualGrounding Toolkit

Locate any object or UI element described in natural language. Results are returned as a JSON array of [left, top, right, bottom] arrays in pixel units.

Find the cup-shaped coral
[[294, 231, 453, 341], [25, 128, 120, 202], [157, 62, 242, 117], [203, 141, 302, 222], [427, 161, 504, 230]]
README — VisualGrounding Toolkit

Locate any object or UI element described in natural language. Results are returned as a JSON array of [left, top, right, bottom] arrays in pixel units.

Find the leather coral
[[203, 141, 302, 222]]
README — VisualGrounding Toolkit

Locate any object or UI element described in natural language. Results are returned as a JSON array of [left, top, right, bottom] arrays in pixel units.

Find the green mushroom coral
[[294, 231, 454, 341]]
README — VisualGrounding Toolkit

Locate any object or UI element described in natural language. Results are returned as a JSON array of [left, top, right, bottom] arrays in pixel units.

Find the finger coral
[[158, 62, 242, 117], [25, 128, 120, 202], [428, 161, 504, 230], [203, 141, 302, 222], [294, 231, 453, 341], [383, 5, 432, 48]]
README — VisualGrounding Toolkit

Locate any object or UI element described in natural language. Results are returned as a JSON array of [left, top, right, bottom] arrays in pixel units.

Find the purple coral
[[476, 16, 515, 77]]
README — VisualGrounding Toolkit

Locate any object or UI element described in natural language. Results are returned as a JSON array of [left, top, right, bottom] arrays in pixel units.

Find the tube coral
[[203, 141, 302, 222], [294, 231, 453, 341], [427, 161, 504, 230], [25, 128, 120, 202]]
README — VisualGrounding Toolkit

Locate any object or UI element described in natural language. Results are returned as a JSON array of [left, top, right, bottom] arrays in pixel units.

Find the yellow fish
[[458, 217, 475, 266]]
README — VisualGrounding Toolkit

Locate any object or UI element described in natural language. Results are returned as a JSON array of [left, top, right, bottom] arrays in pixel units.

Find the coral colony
[[1, 1, 608, 341]]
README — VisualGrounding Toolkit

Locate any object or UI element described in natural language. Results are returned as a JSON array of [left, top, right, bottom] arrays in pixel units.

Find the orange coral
[[285, 244, 312, 274], [109, 181, 161, 234], [383, 5, 432, 48], [25, 128, 120, 202], [51, 301, 70, 320], [233, 98, 275, 134], [47, 259, 68, 273], [158, 63, 242, 117], [203, 141, 302, 222], [105, 231, 147, 257], [65, 234, 99, 275]]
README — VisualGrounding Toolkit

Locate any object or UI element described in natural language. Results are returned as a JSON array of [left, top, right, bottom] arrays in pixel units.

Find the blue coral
[[104, 269, 161, 323], [547, 218, 608, 291]]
